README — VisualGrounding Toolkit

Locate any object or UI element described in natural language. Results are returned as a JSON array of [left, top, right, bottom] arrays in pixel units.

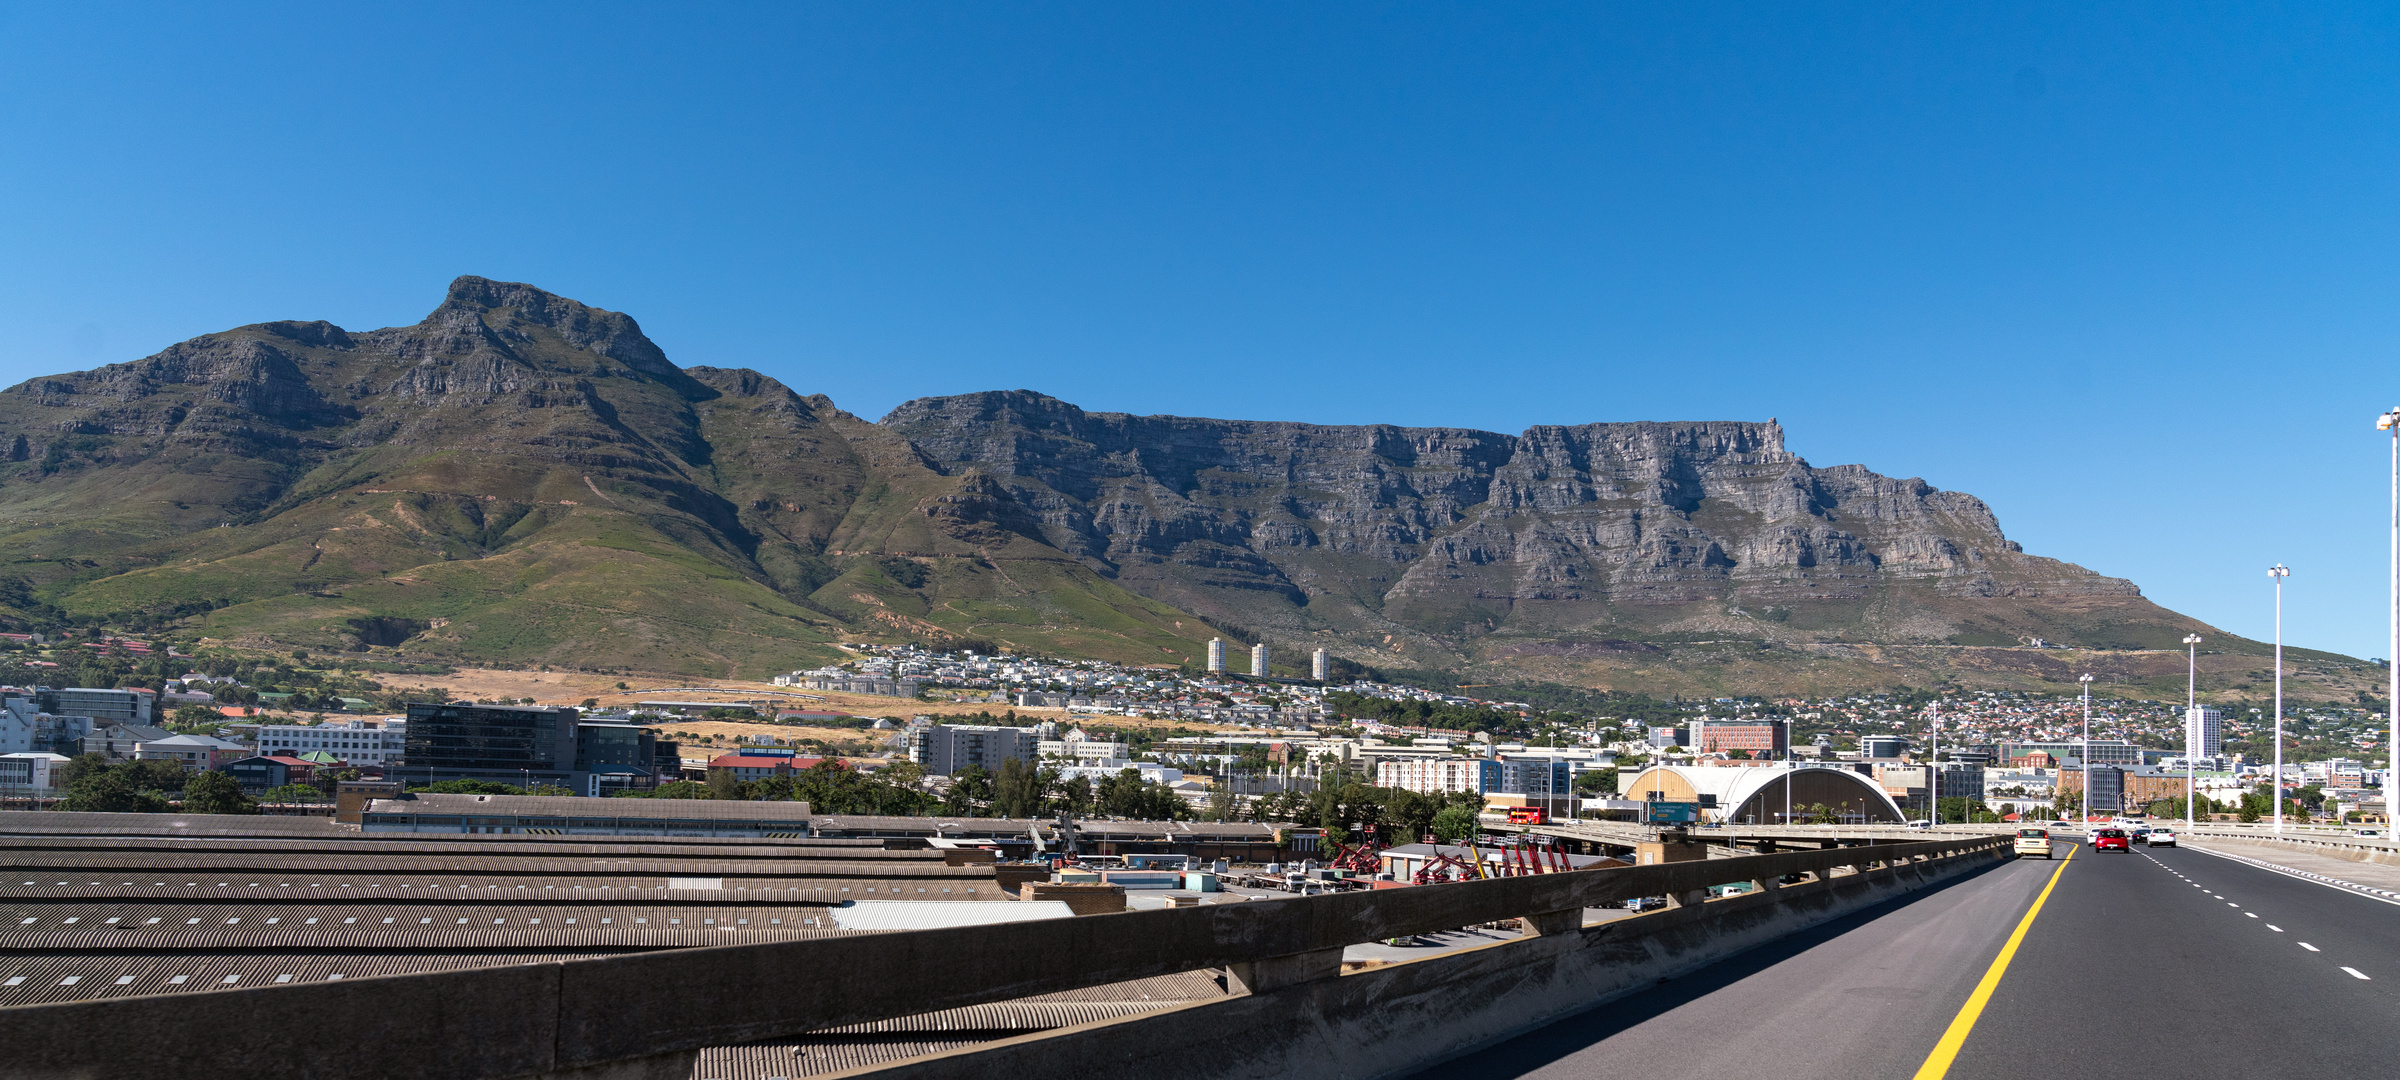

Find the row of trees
[[52, 755, 256, 815]]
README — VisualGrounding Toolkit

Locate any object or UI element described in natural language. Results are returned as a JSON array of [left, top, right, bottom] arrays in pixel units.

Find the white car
[[2147, 829, 2177, 848]]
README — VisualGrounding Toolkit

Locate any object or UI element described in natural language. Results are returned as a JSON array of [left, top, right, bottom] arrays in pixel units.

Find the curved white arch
[[1624, 764, 1907, 825]]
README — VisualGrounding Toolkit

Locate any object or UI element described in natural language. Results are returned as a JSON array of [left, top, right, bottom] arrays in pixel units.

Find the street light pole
[[1929, 704, 1941, 828], [2384, 408, 2400, 821], [2079, 674, 2094, 824], [2184, 634, 2202, 829], [2270, 564, 2290, 835]]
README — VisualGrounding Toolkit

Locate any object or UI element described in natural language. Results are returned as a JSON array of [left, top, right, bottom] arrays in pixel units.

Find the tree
[[1203, 782, 1240, 823], [990, 757, 1048, 819], [181, 770, 257, 815], [1431, 805, 1479, 845], [706, 768, 743, 800], [310, 767, 363, 797], [55, 763, 171, 814], [411, 779, 527, 796], [1058, 776, 1094, 817], [1573, 770, 1616, 796], [259, 783, 328, 803], [943, 765, 994, 816]]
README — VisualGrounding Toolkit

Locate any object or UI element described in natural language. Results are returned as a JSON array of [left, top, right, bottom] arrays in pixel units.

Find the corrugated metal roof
[[828, 901, 1073, 931], [368, 793, 815, 821], [0, 850, 983, 880], [0, 833, 922, 861]]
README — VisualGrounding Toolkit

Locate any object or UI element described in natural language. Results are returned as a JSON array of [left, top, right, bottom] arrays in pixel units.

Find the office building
[[2185, 706, 2224, 758], [1861, 735, 1912, 759], [1311, 648, 1329, 681], [37, 687, 155, 726], [0, 751, 68, 795], [0, 694, 92, 755], [1206, 638, 1226, 673], [1646, 726, 1689, 749], [221, 755, 318, 794], [402, 703, 581, 788], [575, 721, 676, 795], [1934, 761, 1986, 801], [1690, 719, 1788, 757], [254, 719, 407, 766], [909, 724, 1040, 776], [2001, 740, 2143, 767]]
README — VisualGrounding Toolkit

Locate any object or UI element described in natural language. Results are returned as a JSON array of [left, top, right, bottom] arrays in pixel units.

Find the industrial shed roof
[[366, 792, 815, 821]]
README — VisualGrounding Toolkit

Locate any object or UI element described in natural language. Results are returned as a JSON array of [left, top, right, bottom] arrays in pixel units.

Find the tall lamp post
[[1929, 705, 1941, 828], [2270, 564, 2290, 834], [2383, 408, 2400, 824], [2183, 634, 2203, 828], [2079, 673, 2094, 824]]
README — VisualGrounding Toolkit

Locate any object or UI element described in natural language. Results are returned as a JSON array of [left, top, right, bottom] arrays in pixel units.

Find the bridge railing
[[0, 834, 2007, 1080]]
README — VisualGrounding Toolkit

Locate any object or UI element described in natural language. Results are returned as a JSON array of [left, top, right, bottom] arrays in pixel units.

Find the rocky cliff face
[[879, 391, 2145, 661], [0, 278, 2206, 682]]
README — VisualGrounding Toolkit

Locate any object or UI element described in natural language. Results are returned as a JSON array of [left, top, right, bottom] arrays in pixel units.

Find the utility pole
[[2270, 564, 2290, 835], [2384, 408, 2400, 829], [1929, 704, 1941, 828], [2184, 633, 2203, 829], [2079, 674, 2094, 826]]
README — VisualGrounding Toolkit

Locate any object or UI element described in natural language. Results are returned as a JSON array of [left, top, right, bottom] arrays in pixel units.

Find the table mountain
[[0, 277, 2241, 690]]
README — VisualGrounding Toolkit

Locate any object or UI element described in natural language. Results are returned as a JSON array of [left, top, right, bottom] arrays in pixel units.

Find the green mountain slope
[[0, 278, 1226, 675]]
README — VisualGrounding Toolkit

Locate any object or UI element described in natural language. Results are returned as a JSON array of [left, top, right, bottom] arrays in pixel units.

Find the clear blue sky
[[3, 4, 2395, 658]]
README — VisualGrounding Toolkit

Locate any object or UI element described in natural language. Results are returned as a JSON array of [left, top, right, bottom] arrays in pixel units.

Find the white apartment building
[[1376, 757, 1492, 796], [1037, 729, 1129, 763], [2184, 706, 2224, 758], [254, 720, 407, 766]]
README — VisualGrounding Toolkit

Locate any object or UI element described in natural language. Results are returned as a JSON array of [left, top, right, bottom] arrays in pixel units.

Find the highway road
[[1429, 839, 2400, 1079]]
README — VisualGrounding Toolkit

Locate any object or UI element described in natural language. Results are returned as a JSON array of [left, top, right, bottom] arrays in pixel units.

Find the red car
[[2092, 828, 2131, 852]]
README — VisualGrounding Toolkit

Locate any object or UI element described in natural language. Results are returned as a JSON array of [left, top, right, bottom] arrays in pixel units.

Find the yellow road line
[[1911, 845, 2076, 1080]]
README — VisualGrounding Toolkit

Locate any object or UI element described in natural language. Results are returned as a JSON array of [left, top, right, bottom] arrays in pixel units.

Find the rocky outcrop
[[880, 391, 2141, 648]]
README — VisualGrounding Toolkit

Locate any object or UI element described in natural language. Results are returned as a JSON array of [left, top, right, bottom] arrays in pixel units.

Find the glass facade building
[[402, 703, 579, 787]]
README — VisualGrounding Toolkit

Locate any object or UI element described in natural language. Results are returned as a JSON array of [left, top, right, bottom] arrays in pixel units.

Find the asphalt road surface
[[1428, 840, 2400, 1079]]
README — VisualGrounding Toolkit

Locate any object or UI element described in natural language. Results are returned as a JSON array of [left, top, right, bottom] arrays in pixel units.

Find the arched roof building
[[1622, 764, 1907, 825]]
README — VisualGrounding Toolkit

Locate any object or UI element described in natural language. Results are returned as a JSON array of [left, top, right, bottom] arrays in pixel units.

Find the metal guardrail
[[2183, 825, 2399, 856], [0, 834, 2007, 1080]]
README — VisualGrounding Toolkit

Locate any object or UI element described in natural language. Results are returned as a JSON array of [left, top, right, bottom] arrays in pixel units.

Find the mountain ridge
[[0, 277, 2260, 692]]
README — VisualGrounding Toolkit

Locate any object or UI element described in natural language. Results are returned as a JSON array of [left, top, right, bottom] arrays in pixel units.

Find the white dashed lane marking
[[2150, 854, 2371, 988]]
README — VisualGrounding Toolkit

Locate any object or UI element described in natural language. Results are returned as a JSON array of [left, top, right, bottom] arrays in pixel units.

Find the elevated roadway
[[1432, 835, 2400, 1078]]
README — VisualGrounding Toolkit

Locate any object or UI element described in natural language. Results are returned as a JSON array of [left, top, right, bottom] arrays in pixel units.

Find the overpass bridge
[[8, 824, 2400, 1079], [1524, 818, 2011, 856]]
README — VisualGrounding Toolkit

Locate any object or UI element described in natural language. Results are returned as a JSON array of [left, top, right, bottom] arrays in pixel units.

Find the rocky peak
[[419, 276, 680, 381]]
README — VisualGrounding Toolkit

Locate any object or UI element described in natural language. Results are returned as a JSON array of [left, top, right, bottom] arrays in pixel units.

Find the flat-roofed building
[[1689, 719, 1787, 757], [38, 687, 154, 726], [360, 791, 817, 837], [256, 719, 406, 765], [402, 702, 579, 788], [909, 724, 1038, 777]]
